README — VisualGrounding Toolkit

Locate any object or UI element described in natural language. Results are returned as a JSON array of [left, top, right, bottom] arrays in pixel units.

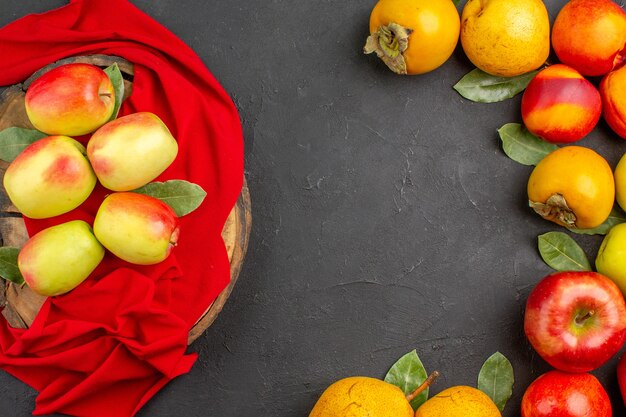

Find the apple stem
[[576, 310, 594, 325], [406, 370, 439, 403]]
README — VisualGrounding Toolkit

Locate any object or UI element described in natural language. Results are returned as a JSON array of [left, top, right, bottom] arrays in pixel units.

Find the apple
[[3, 136, 97, 219], [552, 0, 626, 76], [600, 64, 626, 139], [521, 64, 601, 144], [87, 112, 178, 191], [521, 371, 611, 417], [524, 271, 626, 373], [618, 355, 626, 406], [93, 192, 180, 265], [18, 220, 105, 296], [595, 223, 626, 295], [25, 63, 115, 136]]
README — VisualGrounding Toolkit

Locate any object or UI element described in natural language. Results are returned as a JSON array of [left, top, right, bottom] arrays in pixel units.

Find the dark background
[[1, 0, 626, 416]]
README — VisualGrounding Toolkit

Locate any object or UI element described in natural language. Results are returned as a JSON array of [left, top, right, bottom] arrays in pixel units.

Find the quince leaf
[[477, 352, 514, 412], [104, 62, 125, 121], [0, 127, 47, 162], [498, 123, 557, 166], [453, 68, 539, 103], [0, 247, 24, 285], [538, 231, 591, 272], [569, 206, 626, 235], [133, 180, 207, 217], [384, 350, 429, 411]]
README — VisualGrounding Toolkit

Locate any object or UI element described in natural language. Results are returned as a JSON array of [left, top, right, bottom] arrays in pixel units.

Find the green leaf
[[451, 0, 460, 6], [477, 352, 514, 412], [498, 123, 558, 166], [453, 68, 539, 103], [384, 350, 429, 411], [0, 247, 24, 285], [538, 231, 591, 271], [0, 127, 47, 162], [133, 180, 207, 217], [569, 206, 626, 235], [104, 62, 125, 121]]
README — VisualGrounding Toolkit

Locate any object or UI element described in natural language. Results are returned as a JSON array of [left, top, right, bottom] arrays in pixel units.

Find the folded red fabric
[[0, 0, 243, 415]]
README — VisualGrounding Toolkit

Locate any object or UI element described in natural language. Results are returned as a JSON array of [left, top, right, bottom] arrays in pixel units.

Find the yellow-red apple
[[87, 112, 178, 191], [600, 64, 626, 139], [93, 192, 180, 265], [18, 220, 105, 296], [3, 136, 97, 219], [521, 64, 601, 143], [25, 63, 115, 136], [552, 0, 626, 76]]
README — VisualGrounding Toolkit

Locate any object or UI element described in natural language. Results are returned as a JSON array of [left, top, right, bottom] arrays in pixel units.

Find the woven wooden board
[[0, 55, 251, 345]]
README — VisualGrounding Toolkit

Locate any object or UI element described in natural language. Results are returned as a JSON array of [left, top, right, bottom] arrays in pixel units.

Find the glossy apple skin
[[524, 271, 626, 372], [3, 136, 97, 219], [25, 63, 114, 136], [552, 0, 626, 76], [618, 355, 626, 406], [93, 192, 179, 265], [87, 112, 178, 191], [600, 64, 626, 139], [18, 220, 105, 297], [521, 371, 611, 417], [521, 64, 601, 143]]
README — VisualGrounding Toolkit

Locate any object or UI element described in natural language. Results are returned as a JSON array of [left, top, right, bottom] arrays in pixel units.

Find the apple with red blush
[[87, 112, 178, 191], [3, 136, 97, 219], [524, 271, 626, 373], [25, 63, 115, 136], [93, 192, 180, 265], [521, 64, 601, 144]]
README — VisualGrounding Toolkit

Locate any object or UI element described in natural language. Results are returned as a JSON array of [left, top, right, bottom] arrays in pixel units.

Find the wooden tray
[[0, 55, 251, 345]]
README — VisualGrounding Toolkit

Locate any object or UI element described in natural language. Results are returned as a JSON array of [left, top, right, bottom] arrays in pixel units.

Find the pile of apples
[[522, 270, 625, 416], [4, 62, 181, 297], [521, 0, 626, 144], [513, 1, 626, 415]]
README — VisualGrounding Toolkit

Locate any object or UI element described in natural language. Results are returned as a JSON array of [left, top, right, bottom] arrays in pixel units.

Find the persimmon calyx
[[529, 193, 577, 228], [364, 22, 412, 75]]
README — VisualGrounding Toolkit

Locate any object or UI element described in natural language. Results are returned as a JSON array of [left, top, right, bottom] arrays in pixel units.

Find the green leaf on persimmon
[[0, 127, 47, 162], [477, 352, 514, 412], [453, 68, 539, 103], [538, 231, 591, 272], [0, 247, 24, 285], [384, 350, 429, 411], [104, 62, 124, 121], [133, 180, 207, 217], [498, 123, 557, 166], [569, 206, 626, 236]]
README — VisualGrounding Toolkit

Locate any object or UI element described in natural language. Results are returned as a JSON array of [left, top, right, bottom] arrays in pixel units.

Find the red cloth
[[0, 0, 243, 416]]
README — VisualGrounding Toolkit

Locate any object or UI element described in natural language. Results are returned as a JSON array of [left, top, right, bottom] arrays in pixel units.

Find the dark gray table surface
[[1, 1, 626, 416]]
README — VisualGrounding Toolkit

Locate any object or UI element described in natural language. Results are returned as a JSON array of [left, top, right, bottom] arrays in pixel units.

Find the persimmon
[[364, 0, 460, 75], [527, 146, 614, 229]]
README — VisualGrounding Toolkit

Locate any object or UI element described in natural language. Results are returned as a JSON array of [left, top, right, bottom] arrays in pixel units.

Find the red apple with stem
[[521, 371, 611, 417], [524, 271, 626, 373]]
